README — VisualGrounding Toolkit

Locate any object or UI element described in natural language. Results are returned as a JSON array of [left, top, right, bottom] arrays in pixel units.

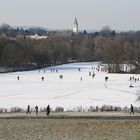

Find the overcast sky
[[0, 0, 140, 30]]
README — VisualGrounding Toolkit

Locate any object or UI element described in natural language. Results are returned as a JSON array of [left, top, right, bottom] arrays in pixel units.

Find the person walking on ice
[[35, 105, 38, 115], [47, 105, 50, 115], [17, 76, 19, 80], [41, 76, 44, 81], [26, 105, 31, 114], [130, 104, 134, 115]]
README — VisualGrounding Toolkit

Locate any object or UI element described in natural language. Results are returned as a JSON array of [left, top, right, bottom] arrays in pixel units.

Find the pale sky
[[0, 0, 140, 30]]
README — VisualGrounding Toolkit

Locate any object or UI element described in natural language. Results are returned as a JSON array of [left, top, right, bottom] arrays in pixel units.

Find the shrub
[[55, 107, 64, 112], [10, 107, 24, 113]]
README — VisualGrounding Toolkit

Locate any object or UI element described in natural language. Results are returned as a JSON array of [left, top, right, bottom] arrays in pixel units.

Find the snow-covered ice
[[0, 62, 140, 110]]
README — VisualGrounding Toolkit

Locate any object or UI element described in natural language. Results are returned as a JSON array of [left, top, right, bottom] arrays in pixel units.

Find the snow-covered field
[[0, 62, 140, 110]]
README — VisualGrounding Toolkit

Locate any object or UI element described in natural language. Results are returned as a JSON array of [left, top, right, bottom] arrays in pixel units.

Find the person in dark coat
[[17, 76, 19, 80], [105, 76, 108, 82], [41, 77, 44, 81], [47, 105, 50, 115], [35, 105, 38, 115], [26, 105, 31, 114], [130, 104, 134, 115]]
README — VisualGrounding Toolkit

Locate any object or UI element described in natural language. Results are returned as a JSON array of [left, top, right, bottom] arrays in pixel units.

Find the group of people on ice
[[129, 76, 140, 88], [130, 76, 139, 82], [18, 65, 136, 116], [26, 105, 51, 115]]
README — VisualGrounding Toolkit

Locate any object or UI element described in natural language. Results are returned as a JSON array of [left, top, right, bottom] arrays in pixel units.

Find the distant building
[[0, 33, 7, 38], [28, 34, 48, 40], [49, 17, 79, 37], [73, 17, 78, 34], [16, 34, 48, 40]]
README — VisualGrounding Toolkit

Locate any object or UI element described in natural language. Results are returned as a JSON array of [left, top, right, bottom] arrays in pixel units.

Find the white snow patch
[[0, 62, 140, 110]]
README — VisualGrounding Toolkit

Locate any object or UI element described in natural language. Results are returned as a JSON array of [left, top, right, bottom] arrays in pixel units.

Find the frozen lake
[[0, 62, 140, 110]]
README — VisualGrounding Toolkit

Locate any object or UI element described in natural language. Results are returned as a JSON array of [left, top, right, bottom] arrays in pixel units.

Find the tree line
[[0, 26, 140, 73], [0, 23, 48, 37], [0, 36, 95, 68]]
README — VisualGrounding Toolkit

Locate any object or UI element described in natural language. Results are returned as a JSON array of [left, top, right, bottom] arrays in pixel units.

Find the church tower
[[73, 17, 78, 33]]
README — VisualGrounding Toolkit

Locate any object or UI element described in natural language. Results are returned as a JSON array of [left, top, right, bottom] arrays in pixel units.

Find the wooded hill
[[0, 25, 140, 73]]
